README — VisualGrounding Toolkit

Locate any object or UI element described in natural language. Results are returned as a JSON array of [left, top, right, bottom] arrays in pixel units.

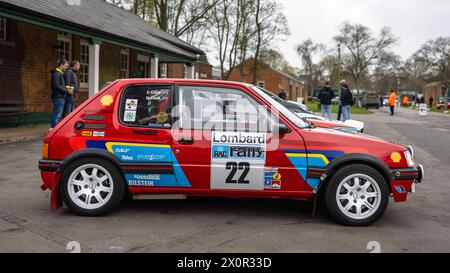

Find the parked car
[[362, 92, 380, 109], [436, 102, 450, 110], [39, 79, 423, 226], [259, 88, 314, 114], [294, 112, 365, 133]]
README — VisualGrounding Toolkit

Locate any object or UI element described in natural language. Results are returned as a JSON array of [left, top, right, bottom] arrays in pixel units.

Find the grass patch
[[306, 102, 373, 115]]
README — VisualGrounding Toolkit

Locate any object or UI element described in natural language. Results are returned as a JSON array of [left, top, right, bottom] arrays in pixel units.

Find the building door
[[137, 54, 150, 78]]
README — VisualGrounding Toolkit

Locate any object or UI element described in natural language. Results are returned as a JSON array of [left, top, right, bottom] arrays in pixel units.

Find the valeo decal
[[391, 152, 402, 163]]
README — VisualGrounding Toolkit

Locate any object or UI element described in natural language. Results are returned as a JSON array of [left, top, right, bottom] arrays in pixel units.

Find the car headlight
[[404, 151, 415, 167], [407, 145, 414, 158]]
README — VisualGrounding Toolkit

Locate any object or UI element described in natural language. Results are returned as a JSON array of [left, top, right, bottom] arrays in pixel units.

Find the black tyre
[[325, 164, 389, 226], [60, 158, 125, 216]]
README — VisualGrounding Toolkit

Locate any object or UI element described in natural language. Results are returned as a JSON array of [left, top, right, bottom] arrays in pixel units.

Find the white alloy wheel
[[335, 174, 381, 220], [67, 164, 114, 210]]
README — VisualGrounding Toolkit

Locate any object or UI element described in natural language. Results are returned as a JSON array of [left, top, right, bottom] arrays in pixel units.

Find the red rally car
[[39, 79, 424, 226]]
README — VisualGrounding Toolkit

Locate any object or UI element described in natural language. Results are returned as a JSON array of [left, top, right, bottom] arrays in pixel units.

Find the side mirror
[[273, 123, 292, 134]]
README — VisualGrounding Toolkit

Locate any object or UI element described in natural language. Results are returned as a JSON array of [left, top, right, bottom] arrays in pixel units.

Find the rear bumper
[[39, 160, 62, 211], [390, 165, 424, 202]]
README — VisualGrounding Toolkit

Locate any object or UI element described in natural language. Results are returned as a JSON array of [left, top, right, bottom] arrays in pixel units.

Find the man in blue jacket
[[64, 60, 80, 117], [50, 59, 69, 129]]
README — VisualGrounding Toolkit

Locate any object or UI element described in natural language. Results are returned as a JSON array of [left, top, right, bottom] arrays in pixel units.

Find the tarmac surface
[[0, 107, 449, 253]]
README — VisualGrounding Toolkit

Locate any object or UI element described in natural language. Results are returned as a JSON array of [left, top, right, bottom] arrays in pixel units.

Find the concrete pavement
[[0, 108, 449, 253]]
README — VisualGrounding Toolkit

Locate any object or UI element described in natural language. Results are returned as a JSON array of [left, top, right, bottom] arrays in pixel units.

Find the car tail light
[[42, 143, 49, 159]]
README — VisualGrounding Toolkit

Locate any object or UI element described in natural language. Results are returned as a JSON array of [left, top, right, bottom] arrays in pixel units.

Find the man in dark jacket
[[50, 59, 69, 129], [279, 89, 287, 100], [317, 81, 334, 119], [64, 60, 80, 117], [340, 82, 354, 121]]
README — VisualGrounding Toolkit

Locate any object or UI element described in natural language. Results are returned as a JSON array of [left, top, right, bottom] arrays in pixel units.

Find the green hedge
[[0, 112, 52, 128]]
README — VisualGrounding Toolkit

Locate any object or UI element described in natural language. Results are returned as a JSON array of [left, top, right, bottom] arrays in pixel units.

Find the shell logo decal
[[391, 152, 402, 163], [101, 95, 114, 107]]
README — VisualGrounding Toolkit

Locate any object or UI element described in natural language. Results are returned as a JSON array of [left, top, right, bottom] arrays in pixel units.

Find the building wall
[[227, 59, 305, 101], [0, 18, 212, 116], [423, 83, 446, 106]]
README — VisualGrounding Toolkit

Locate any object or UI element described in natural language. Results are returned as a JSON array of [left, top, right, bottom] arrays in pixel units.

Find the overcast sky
[[278, 0, 450, 68]]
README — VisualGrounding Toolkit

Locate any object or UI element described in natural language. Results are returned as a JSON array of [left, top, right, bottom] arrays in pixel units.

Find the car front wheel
[[60, 158, 125, 216], [325, 164, 389, 226]]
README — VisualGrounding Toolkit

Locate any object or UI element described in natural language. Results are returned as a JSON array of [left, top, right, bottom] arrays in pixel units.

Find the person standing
[[64, 60, 80, 117], [429, 96, 434, 109], [50, 59, 69, 129], [402, 96, 410, 107], [317, 81, 334, 120], [388, 90, 397, 116], [340, 82, 353, 121], [278, 89, 287, 100]]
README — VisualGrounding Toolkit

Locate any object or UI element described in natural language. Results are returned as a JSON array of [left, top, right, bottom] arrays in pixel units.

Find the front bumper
[[390, 164, 424, 202]]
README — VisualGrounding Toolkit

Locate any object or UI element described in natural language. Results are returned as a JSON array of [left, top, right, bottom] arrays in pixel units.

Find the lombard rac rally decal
[[211, 132, 266, 190], [284, 149, 345, 190]]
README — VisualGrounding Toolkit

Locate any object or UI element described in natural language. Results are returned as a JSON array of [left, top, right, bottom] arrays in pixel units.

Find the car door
[[171, 84, 308, 193], [105, 84, 180, 189]]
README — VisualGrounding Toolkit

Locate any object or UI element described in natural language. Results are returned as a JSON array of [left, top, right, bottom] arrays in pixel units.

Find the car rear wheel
[[325, 164, 389, 226], [60, 158, 125, 216]]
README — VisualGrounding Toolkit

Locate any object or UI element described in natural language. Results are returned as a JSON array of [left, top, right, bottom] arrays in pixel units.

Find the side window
[[176, 85, 274, 132], [120, 85, 172, 129]]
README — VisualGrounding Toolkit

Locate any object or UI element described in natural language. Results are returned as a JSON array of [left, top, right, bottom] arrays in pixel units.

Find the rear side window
[[119, 85, 172, 129]]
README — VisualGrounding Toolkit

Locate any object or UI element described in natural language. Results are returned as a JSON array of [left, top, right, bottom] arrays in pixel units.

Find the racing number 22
[[226, 162, 250, 184]]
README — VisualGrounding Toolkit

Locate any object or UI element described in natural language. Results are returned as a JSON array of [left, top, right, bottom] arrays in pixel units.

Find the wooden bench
[[0, 101, 36, 127]]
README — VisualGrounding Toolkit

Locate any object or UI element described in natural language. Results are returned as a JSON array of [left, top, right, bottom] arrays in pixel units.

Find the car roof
[[115, 78, 252, 88]]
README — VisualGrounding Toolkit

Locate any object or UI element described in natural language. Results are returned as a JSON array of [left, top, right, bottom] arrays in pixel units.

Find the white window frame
[[120, 48, 130, 79], [57, 32, 72, 61], [79, 39, 89, 88], [0, 16, 6, 41], [159, 63, 167, 78]]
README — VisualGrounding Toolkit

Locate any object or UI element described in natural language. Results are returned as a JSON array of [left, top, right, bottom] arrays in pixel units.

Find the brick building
[[0, 0, 211, 115], [228, 58, 306, 102], [423, 82, 449, 106]]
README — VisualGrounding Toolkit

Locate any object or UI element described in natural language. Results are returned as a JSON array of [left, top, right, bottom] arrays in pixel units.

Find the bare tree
[[296, 39, 325, 95], [250, 0, 289, 84], [334, 22, 397, 96], [414, 37, 450, 87]]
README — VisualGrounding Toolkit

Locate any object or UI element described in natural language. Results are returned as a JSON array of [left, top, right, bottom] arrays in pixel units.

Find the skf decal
[[100, 95, 114, 107], [391, 152, 402, 163]]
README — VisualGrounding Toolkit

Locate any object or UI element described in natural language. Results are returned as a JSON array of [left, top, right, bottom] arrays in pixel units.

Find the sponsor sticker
[[82, 131, 93, 137], [100, 95, 114, 107], [93, 131, 105, 137], [125, 99, 138, 111], [124, 110, 137, 122], [264, 167, 282, 190], [391, 152, 402, 163]]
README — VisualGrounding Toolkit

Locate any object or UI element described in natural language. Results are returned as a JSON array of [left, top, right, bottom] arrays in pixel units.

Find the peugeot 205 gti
[[39, 79, 424, 226]]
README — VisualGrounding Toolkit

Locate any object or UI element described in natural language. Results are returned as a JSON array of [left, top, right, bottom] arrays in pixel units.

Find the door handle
[[133, 130, 158, 136], [177, 137, 194, 144]]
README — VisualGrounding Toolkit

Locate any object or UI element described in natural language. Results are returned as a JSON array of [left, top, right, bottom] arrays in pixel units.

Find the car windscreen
[[251, 86, 308, 129]]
